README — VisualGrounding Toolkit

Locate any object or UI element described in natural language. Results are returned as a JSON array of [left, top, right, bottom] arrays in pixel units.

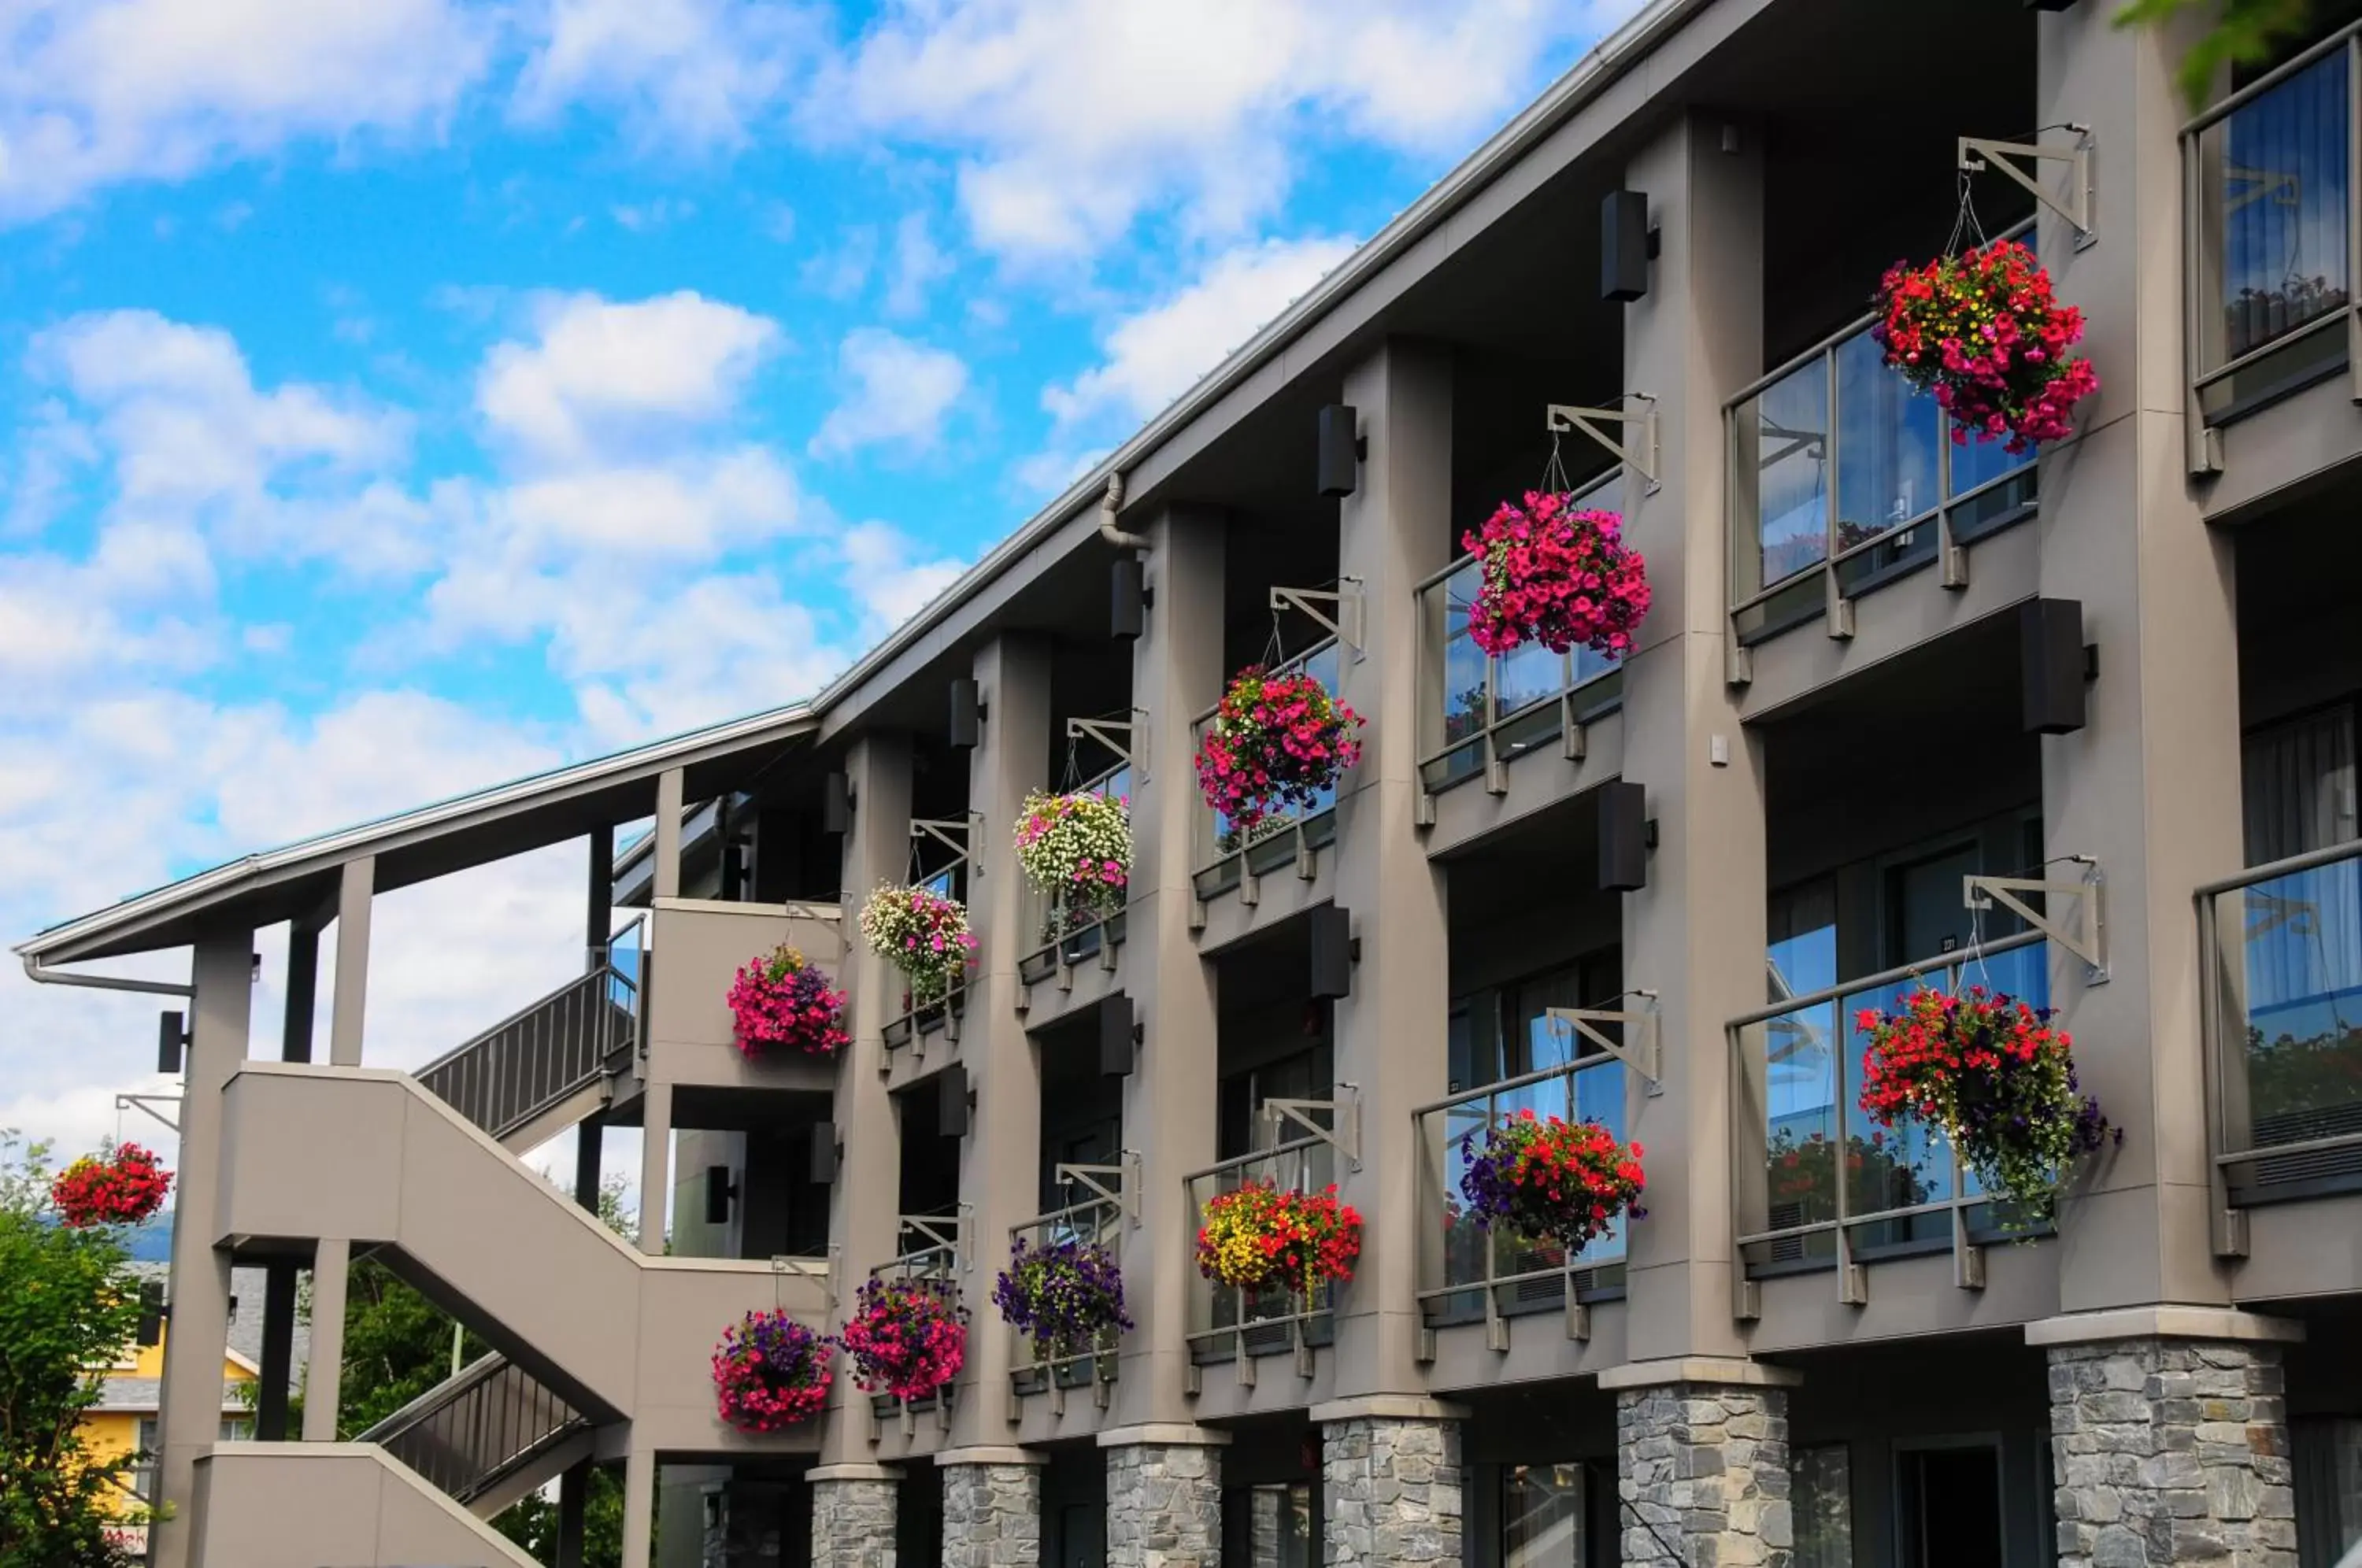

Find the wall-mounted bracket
[[1259, 1088, 1363, 1170], [1544, 989, 1662, 1086], [1053, 1152, 1142, 1224], [1964, 858, 2107, 979], [1959, 127, 2095, 248], [115, 1093, 182, 1135], [895, 1210, 970, 1272], [1545, 395, 1660, 492], [1067, 712, 1147, 775], [1270, 579, 1366, 659], [911, 813, 982, 878]]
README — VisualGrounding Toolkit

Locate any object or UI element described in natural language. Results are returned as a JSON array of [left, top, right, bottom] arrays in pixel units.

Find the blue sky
[[0, 0, 1633, 1175]]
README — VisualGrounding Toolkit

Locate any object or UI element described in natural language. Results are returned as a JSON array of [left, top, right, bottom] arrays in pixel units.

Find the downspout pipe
[[1098, 472, 1150, 552], [22, 952, 194, 997]]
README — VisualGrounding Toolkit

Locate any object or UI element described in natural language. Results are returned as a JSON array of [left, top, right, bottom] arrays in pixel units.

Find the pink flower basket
[[1462, 495, 1650, 659], [725, 945, 850, 1060]]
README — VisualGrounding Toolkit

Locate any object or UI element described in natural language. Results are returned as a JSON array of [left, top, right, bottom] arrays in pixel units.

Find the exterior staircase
[[356, 1352, 594, 1520], [412, 937, 643, 1155]]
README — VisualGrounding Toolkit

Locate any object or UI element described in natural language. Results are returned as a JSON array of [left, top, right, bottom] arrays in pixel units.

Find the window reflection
[[1503, 1464, 1584, 1568], [1754, 362, 1831, 587]]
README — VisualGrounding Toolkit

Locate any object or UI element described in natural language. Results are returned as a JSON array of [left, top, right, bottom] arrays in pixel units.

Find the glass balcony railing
[[1005, 1191, 1127, 1408], [2186, 28, 2358, 430], [1413, 1046, 1630, 1342], [2199, 838, 2362, 1208], [882, 847, 972, 1054], [1190, 638, 1345, 900], [867, 1211, 966, 1424], [1018, 762, 1131, 986], [1727, 930, 2057, 1307], [1182, 1137, 1340, 1377], [1416, 471, 1626, 795], [1726, 246, 2038, 645]]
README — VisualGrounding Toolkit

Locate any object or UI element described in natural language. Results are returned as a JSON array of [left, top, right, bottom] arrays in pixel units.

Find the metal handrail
[[1724, 929, 2043, 1032], [358, 1352, 585, 1505], [413, 952, 639, 1143], [2194, 835, 2362, 898], [2182, 18, 2362, 135]]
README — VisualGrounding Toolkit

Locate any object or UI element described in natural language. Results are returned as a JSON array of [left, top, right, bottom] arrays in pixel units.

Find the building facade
[[18, 0, 2362, 1565]]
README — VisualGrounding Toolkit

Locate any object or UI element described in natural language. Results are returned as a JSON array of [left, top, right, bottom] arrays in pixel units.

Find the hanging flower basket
[[1857, 986, 2118, 1222], [711, 1309, 833, 1433], [1462, 496, 1651, 660], [725, 945, 850, 1060], [1872, 239, 2099, 454], [859, 884, 978, 1006], [990, 1236, 1133, 1364], [1193, 666, 1364, 835], [50, 1142, 172, 1228], [839, 1278, 968, 1402], [1457, 1110, 1645, 1256], [1013, 790, 1131, 922], [1194, 1181, 1363, 1298]]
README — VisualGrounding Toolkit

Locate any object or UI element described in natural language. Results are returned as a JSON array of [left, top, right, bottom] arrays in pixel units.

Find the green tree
[[0, 1130, 141, 1568], [2119, 0, 2319, 108]]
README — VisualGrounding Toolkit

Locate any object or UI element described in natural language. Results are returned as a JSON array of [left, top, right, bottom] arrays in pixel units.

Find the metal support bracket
[[1068, 712, 1147, 775], [1053, 1154, 1141, 1224], [1258, 1089, 1363, 1170], [896, 1211, 969, 1272], [911, 815, 979, 858], [1964, 860, 2107, 979], [1959, 128, 2095, 248], [1545, 395, 1660, 492], [115, 1093, 182, 1135], [1269, 580, 1365, 658], [1543, 990, 1662, 1085]]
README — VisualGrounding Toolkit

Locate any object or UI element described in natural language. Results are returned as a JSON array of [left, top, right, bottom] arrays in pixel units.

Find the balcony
[[2185, 28, 2357, 448], [882, 852, 972, 1059], [866, 1214, 965, 1433], [1190, 638, 1344, 903], [1727, 285, 2036, 649], [2199, 838, 2362, 1222], [1412, 1050, 1630, 1349], [1017, 762, 1131, 991], [1181, 1137, 1340, 1384], [1003, 1185, 1127, 1414], [1415, 470, 1625, 798], [1727, 931, 2060, 1311]]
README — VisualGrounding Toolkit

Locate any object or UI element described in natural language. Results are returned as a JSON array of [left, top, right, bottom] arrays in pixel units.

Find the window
[[1792, 1444, 1853, 1568], [2294, 1417, 2362, 1567], [1768, 879, 1838, 1003], [1502, 1463, 1584, 1568], [2245, 706, 2359, 865], [1894, 1441, 2002, 1568]]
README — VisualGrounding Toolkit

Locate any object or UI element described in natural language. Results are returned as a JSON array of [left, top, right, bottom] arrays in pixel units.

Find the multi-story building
[[19, 0, 2362, 1564]]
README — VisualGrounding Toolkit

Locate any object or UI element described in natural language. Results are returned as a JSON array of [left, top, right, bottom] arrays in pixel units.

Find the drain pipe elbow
[[1098, 471, 1150, 552]]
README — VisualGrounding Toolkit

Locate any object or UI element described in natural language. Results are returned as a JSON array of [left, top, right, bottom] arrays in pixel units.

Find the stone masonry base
[[2046, 1337, 2295, 1568], [812, 1477, 899, 1568], [1106, 1442, 1222, 1568], [1320, 1417, 1464, 1568], [1615, 1383, 1793, 1568], [942, 1463, 1042, 1568]]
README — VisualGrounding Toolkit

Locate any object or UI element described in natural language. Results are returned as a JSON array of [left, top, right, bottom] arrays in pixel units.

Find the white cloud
[[1043, 234, 1354, 430], [476, 290, 781, 466], [884, 210, 953, 317], [811, 0, 1638, 261], [510, 0, 812, 149], [0, 0, 495, 224], [838, 520, 967, 636], [809, 328, 970, 460]]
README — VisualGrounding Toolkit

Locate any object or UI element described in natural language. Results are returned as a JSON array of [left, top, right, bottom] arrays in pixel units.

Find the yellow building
[[79, 1263, 298, 1555]]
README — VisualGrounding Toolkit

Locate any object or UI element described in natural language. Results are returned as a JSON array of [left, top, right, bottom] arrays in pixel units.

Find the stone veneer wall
[[813, 1477, 899, 1568], [1615, 1384, 1792, 1568], [1320, 1418, 1464, 1568], [1105, 1443, 1222, 1568], [2046, 1337, 2295, 1568], [942, 1463, 1042, 1568]]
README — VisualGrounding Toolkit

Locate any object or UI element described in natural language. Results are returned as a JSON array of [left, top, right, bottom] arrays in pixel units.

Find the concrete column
[[940, 1452, 1045, 1568], [2034, 0, 2244, 1315], [556, 1460, 590, 1568], [254, 1260, 298, 1440], [812, 1466, 902, 1568], [1616, 109, 1770, 1361], [655, 767, 685, 900], [952, 632, 1052, 1440], [2033, 1311, 2301, 1568], [1103, 1428, 1225, 1568], [575, 1116, 603, 1212], [149, 930, 251, 1568], [1316, 1403, 1464, 1568], [639, 1080, 673, 1256], [822, 735, 916, 1462], [621, 1446, 659, 1568], [1329, 339, 1456, 1397], [281, 921, 317, 1062], [1605, 1363, 1798, 1567], [1112, 507, 1225, 1426], [328, 856, 372, 1067], [300, 1237, 350, 1442]]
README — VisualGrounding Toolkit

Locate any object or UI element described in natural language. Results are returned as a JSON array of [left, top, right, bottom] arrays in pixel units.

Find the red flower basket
[[725, 945, 850, 1060], [1193, 665, 1364, 835], [839, 1278, 967, 1402], [1457, 1111, 1644, 1256], [1193, 1181, 1363, 1298], [50, 1142, 172, 1228], [1462, 496, 1650, 659], [712, 1309, 833, 1433], [1872, 239, 2099, 454]]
